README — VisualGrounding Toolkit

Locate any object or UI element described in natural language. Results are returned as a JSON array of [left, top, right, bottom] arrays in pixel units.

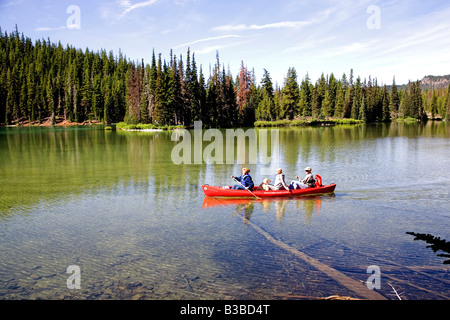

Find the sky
[[1, 0, 450, 86]]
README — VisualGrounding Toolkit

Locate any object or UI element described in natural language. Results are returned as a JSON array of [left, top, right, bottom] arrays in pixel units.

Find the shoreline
[[2, 117, 104, 127], [254, 118, 365, 127], [119, 128, 165, 132], [3, 117, 442, 130]]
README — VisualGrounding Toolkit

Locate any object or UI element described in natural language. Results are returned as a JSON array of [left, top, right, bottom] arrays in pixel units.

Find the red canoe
[[202, 183, 336, 198]]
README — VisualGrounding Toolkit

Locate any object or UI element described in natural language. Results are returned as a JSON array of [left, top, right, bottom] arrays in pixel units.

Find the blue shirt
[[235, 174, 254, 190]]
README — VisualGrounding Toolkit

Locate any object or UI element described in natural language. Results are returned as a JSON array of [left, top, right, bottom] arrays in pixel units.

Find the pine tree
[[124, 63, 142, 124], [328, 73, 337, 115], [206, 80, 218, 127], [245, 68, 258, 126], [274, 84, 282, 120], [198, 66, 207, 124], [152, 54, 164, 125], [183, 48, 193, 126], [80, 57, 92, 122], [147, 50, 158, 123], [68, 59, 80, 123], [5, 68, 16, 123], [281, 67, 299, 120], [46, 72, 56, 124], [316, 73, 327, 116], [19, 62, 28, 122], [343, 70, 354, 118], [389, 78, 400, 118], [26, 63, 36, 122], [400, 87, 409, 118], [359, 95, 367, 121], [321, 89, 333, 119], [445, 84, 450, 120], [162, 60, 174, 125], [223, 68, 238, 126], [189, 53, 201, 123], [381, 85, 391, 122], [406, 80, 425, 120], [167, 55, 181, 125], [311, 86, 320, 119], [351, 77, 362, 120], [92, 73, 103, 121], [334, 82, 345, 118], [298, 73, 311, 117], [236, 60, 252, 122], [103, 76, 113, 124], [257, 69, 275, 120], [430, 90, 438, 119]]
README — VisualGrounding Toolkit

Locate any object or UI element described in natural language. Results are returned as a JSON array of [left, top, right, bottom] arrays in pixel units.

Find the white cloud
[[35, 26, 67, 32], [118, 0, 132, 7], [211, 20, 311, 32], [284, 36, 337, 53], [117, 0, 158, 19], [339, 40, 381, 55], [195, 45, 230, 55], [174, 35, 245, 49]]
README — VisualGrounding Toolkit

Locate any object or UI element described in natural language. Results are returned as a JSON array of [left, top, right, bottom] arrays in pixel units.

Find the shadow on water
[[407, 232, 450, 264]]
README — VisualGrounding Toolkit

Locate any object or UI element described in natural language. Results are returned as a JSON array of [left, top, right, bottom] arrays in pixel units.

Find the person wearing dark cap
[[290, 167, 316, 189]]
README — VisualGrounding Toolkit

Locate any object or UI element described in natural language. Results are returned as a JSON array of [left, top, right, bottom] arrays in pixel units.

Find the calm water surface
[[0, 122, 449, 300]]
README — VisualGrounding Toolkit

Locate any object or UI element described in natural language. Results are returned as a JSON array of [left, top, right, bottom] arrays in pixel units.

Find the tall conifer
[[281, 67, 299, 120]]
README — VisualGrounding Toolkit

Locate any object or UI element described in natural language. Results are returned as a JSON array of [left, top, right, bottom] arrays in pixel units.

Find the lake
[[0, 122, 449, 300]]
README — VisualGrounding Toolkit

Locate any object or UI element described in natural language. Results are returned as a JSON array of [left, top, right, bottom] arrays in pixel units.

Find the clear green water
[[0, 122, 449, 300]]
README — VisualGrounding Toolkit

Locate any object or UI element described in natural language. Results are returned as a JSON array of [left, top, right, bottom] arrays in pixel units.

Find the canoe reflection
[[202, 194, 335, 222]]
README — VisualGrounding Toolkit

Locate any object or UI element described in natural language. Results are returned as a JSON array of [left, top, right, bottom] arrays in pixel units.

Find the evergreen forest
[[1, 28, 450, 128]]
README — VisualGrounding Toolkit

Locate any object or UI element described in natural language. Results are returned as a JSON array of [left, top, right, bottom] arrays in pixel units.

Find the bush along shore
[[120, 117, 430, 130], [116, 118, 364, 131], [116, 122, 185, 131], [254, 118, 364, 127]]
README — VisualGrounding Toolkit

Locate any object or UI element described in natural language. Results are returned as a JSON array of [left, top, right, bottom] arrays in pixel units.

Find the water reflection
[[0, 126, 202, 214], [1, 122, 449, 300], [202, 194, 335, 222], [1, 121, 448, 215]]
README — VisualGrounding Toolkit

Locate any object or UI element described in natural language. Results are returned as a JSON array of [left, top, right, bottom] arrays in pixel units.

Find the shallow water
[[0, 122, 449, 300]]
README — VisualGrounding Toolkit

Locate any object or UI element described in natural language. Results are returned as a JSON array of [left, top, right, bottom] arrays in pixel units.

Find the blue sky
[[1, 0, 450, 86]]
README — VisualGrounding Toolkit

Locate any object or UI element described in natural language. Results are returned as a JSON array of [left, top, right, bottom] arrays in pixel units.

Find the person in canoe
[[290, 167, 316, 189], [266, 168, 289, 191], [231, 168, 255, 191]]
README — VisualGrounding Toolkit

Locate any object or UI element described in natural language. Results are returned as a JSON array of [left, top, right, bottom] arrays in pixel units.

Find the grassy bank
[[116, 119, 364, 131], [116, 122, 186, 131], [254, 118, 364, 127]]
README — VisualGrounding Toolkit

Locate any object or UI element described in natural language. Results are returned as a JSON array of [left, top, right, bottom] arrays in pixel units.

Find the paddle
[[232, 177, 261, 199]]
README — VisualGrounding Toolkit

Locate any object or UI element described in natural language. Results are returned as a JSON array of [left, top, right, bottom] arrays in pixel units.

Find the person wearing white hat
[[290, 167, 316, 189]]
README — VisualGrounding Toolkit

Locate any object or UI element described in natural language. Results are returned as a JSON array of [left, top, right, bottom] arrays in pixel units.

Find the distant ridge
[[389, 75, 450, 91], [420, 75, 450, 89]]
